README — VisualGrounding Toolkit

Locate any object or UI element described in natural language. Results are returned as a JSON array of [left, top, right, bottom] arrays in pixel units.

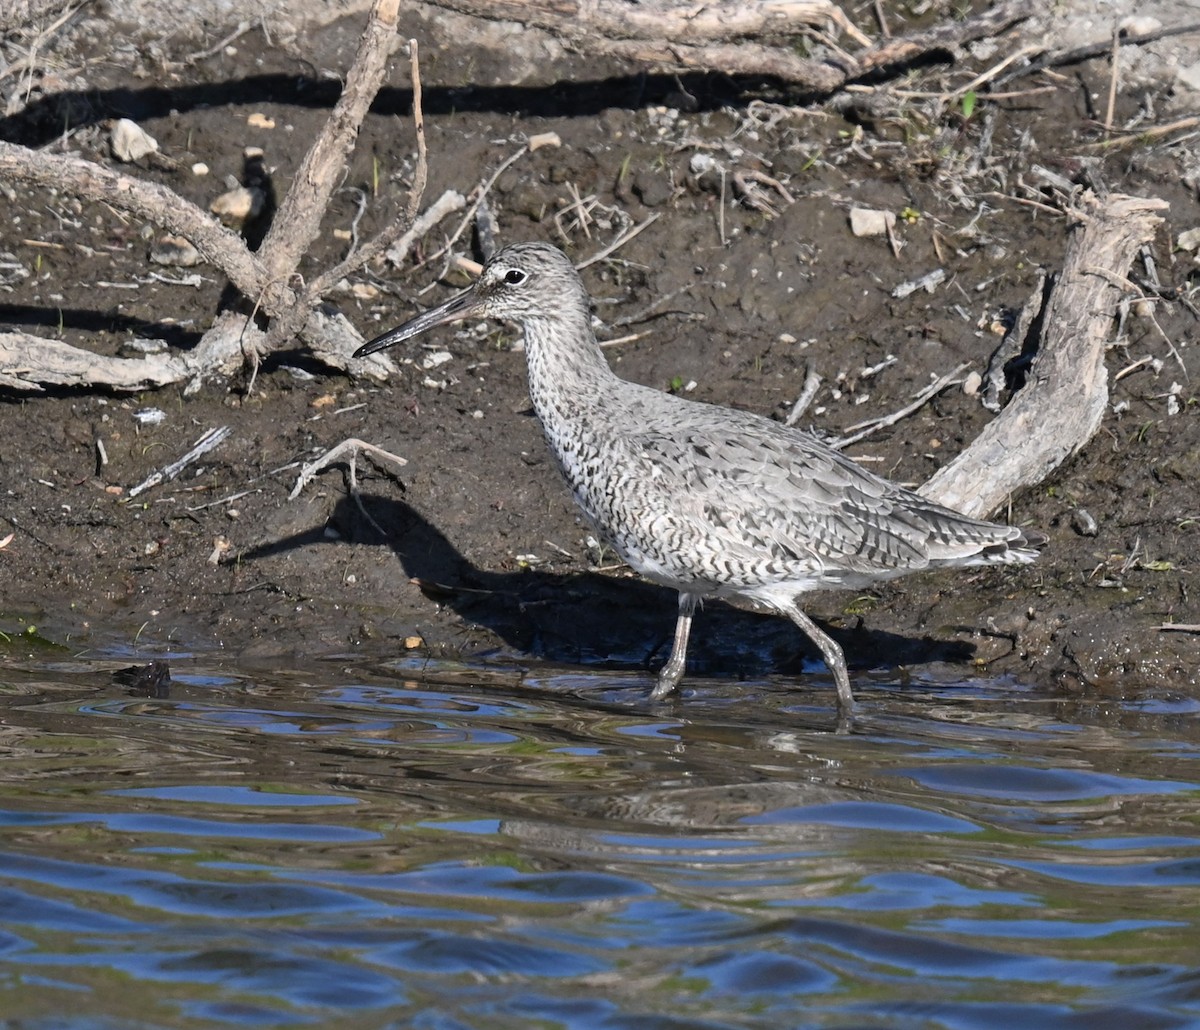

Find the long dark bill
[[353, 287, 481, 358]]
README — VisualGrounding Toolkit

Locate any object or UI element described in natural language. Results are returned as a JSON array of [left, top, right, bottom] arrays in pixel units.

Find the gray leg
[[649, 592, 699, 700], [780, 601, 855, 713]]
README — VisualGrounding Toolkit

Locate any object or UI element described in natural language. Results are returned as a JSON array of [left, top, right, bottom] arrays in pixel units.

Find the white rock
[[527, 131, 561, 151], [849, 207, 896, 237], [421, 350, 453, 370], [210, 186, 264, 228], [1118, 16, 1161, 36], [1176, 227, 1200, 252], [110, 119, 158, 162], [1177, 61, 1200, 94], [149, 234, 201, 267]]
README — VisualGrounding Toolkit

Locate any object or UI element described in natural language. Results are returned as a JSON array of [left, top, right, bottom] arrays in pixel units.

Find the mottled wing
[[621, 404, 1027, 583]]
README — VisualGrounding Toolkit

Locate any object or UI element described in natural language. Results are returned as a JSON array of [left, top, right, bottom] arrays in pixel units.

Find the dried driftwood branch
[[431, 0, 872, 45], [0, 0, 449, 394], [421, 0, 1034, 91], [920, 192, 1168, 519]]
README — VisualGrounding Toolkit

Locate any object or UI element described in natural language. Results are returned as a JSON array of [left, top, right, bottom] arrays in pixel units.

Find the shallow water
[[1, 650, 1199, 1029]]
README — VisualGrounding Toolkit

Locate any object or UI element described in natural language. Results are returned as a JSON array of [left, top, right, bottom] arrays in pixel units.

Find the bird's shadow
[[244, 491, 977, 685]]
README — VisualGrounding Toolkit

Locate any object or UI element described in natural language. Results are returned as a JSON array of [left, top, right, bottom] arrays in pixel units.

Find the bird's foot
[[647, 664, 683, 701]]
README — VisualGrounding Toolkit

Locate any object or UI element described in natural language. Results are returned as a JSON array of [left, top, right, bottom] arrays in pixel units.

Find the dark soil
[[2, 7, 1198, 700]]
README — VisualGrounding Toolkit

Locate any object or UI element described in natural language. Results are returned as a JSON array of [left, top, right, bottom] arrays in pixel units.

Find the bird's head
[[354, 242, 579, 358]]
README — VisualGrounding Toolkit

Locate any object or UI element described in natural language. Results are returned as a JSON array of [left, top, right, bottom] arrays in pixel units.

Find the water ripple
[[0, 658, 1198, 1027]]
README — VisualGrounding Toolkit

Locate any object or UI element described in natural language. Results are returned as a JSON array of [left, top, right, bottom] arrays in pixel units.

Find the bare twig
[[575, 214, 661, 270], [312, 38, 432, 293], [831, 363, 969, 450], [258, 0, 402, 284], [405, 40, 428, 226], [419, 146, 529, 269], [997, 20, 1200, 86], [1104, 25, 1119, 134], [785, 363, 823, 426], [126, 426, 231, 499], [288, 438, 409, 535], [186, 19, 254, 64], [1081, 115, 1200, 152]]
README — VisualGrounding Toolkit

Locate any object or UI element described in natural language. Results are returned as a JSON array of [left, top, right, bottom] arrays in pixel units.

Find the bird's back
[[546, 379, 1039, 597]]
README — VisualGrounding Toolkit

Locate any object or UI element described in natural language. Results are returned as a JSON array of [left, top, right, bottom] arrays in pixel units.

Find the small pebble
[[1176, 227, 1200, 252], [110, 118, 158, 162], [849, 207, 896, 237], [1071, 508, 1098, 537], [527, 131, 561, 151], [119, 337, 169, 357], [210, 186, 264, 228], [149, 234, 201, 268], [1119, 15, 1161, 35], [421, 350, 453, 370]]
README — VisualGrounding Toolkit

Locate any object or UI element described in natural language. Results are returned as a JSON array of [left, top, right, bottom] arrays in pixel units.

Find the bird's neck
[[522, 308, 618, 424]]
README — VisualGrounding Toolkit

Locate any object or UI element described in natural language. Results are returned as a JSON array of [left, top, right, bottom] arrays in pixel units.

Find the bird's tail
[[915, 501, 1046, 568]]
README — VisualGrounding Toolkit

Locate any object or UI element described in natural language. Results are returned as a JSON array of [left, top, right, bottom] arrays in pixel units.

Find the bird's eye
[[503, 269, 527, 285]]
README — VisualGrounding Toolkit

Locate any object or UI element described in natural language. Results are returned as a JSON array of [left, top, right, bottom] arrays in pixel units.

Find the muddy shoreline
[[1, 3, 1197, 700]]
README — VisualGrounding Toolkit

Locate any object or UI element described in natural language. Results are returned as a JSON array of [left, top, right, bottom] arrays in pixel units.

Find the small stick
[[785, 363, 823, 426], [611, 281, 707, 327], [126, 426, 231, 499], [310, 38, 434, 293], [405, 39, 428, 227], [186, 488, 258, 511], [997, 20, 1200, 86], [1159, 624, 1200, 633], [475, 197, 499, 261], [872, 0, 889, 39], [1081, 115, 1200, 152], [187, 19, 254, 64], [885, 216, 902, 259], [1113, 355, 1153, 382], [955, 43, 1042, 98], [871, 85, 1055, 101], [718, 167, 727, 248], [343, 186, 368, 253], [288, 438, 408, 536], [1141, 300, 1189, 381], [980, 191, 1063, 216], [419, 146, 529, 270], [598, 330, 654, 348], [1104, 25, 1119, 134], [575, 214, 661, 270], [831, 363, 969, 450]]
